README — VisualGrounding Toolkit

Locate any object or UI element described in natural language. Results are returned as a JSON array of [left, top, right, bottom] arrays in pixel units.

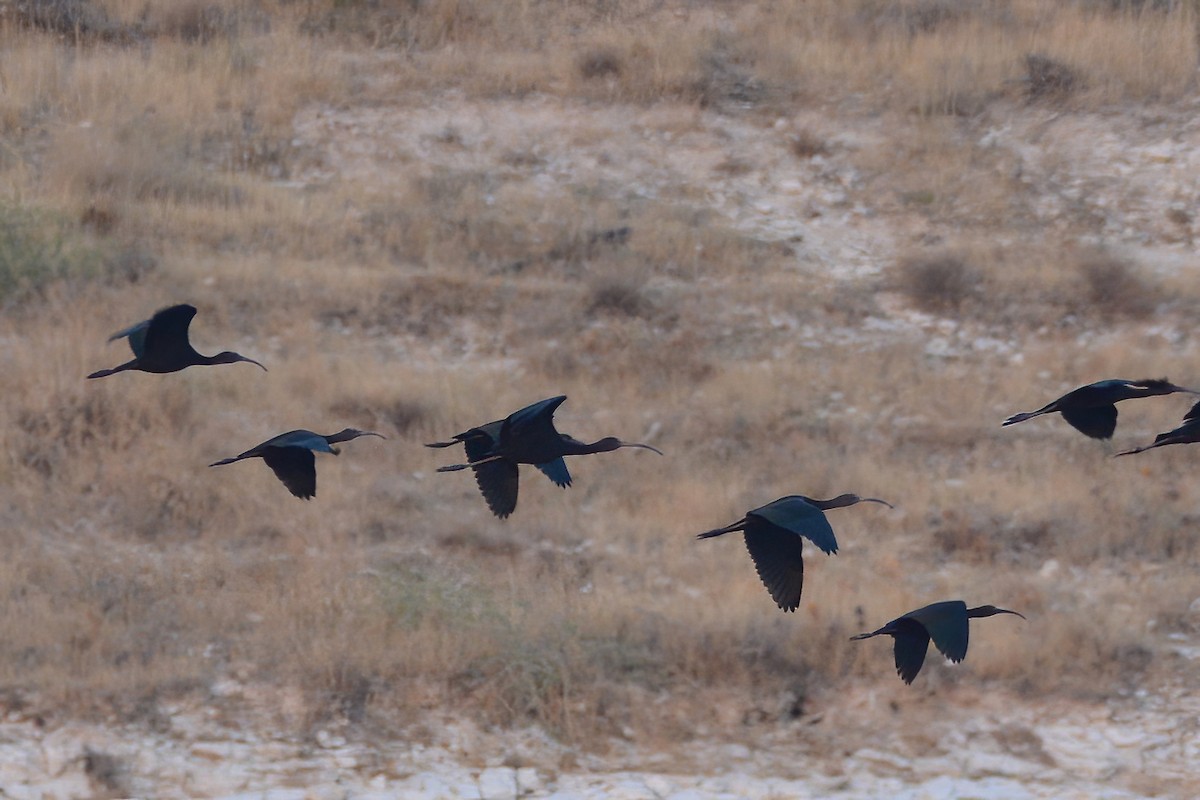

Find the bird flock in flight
[[88, 305, 1199, 685]]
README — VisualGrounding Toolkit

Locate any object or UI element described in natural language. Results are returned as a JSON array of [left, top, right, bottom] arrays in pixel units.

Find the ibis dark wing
[[462, 429, 499, 464], [750, 497, 839, 555], [262, 446, 318, 499], [1184, 401, 1200, 423], [742, 519, 805, 612], [505, 396, 568, 431], [143, 304, 198, 358], [534, 458, 571, 488], [1059, 404, 1118, 440], [108, 318, 151, 357], [472, 460, 519, 518], [502, 396, 569, 447], [889, 618, 933, 685], [462, 429, 519, 518], [908, 600, 970, 664], [253, 429, 332, 452]]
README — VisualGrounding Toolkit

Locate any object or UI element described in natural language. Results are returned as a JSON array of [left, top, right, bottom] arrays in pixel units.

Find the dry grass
[[0, 0, 1198, 759]]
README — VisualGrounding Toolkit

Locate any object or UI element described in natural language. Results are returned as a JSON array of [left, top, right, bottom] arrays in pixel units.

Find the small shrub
[[148, 1, 261, 43], [385, 398, 430, 435], [0, 203, 102, 305], [80, 204, 117, 235], [6, 0, 132, 42], [932, 524, 999, 564], [83, 748, 130, 799], [586, 275, 652, 318], [789, 129, 829, 159], [1024, 54, 1081, 101], [1165, 207, 1192, 227], [104, 246, 158, 285], [310, 666, 376, 725], [325, 396, 428, 435], [578, 48, 622, 80], [1080, 0, 1181, 11], [860, 0, 992, 36], [896, 252, 974, 312], [693, 46, 765, 109], [1077, 251, 1157, 318]]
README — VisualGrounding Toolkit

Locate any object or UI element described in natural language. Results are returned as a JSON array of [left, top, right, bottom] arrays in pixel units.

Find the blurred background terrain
[[0, 0, 1199, 796]]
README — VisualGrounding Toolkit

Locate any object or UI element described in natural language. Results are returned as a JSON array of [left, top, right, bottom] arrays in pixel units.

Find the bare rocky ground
[[3, 678, 1198, 797], [10, 80, 1200, 797]]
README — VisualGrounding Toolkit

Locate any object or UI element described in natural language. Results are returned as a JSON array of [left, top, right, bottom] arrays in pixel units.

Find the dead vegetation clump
[[788, 129, 830, 160], [1076, 251, 1159, 319], [585, 273, 654, 319], [145, 0, 265, 44], [83, 747, 131, 799], [856, 0, 998, 37], [1024, 53, 1082, 102], [577, 48, 622, 80], [896, 252, 976, 313], [3, 0, 132, 42]]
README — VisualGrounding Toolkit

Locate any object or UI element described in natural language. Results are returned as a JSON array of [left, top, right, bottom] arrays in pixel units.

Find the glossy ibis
[[209, 428, 384, 499], [429, 396, 662, 518], [426, 418, 569, 519], [1116, 400, 1200, 456], [88, 304, 266, 379], [696, 494, 893, 612], [1001, 378, 1199, 440], [851, 600, 1025, 684]]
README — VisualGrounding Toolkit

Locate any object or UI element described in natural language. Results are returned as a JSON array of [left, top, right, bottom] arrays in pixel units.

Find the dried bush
[[577, 48, 622, 80], [104, 246, 158, 285], [586, 275, 653, 318], [83, 748, 130, 799], [148, 1, 261, 43], [860, 0, 991, 36], [1024, 53, 1082, 101], [896, 252, 975, 313], [1077, 252, 1157, 318], [693, 45, 766, 109], [789, 129, 829, 159], [1080, 0, 1182, 11], [4, 0, 132, 42]]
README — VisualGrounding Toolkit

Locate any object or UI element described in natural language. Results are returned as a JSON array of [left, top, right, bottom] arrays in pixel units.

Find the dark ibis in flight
[[426, 418, 570, 519], [429, 396, 662, 518], [1115, 400, 1200, 456], [851, 600, 1025, 684], [209, 428, 384, 499], [696, 494, 893, 612], [1001, 378, 1198, 440], [88, 304, 266, 379]]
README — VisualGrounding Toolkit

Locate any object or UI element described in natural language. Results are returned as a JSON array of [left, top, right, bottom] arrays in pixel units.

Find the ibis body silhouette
[[209, 428, 384, 499], [88, 304, 266, 379], [696, 494, 892, 612], [1116, 399, 1200, 456], [851, 600, 1025, 684], [426, 418, 570, 518], [1001, 378, 1198, 440], [429, 396, 662, 518]]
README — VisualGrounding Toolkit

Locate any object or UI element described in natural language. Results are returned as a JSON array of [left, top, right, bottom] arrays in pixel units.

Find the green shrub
[[0, 203, 103, 305]]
